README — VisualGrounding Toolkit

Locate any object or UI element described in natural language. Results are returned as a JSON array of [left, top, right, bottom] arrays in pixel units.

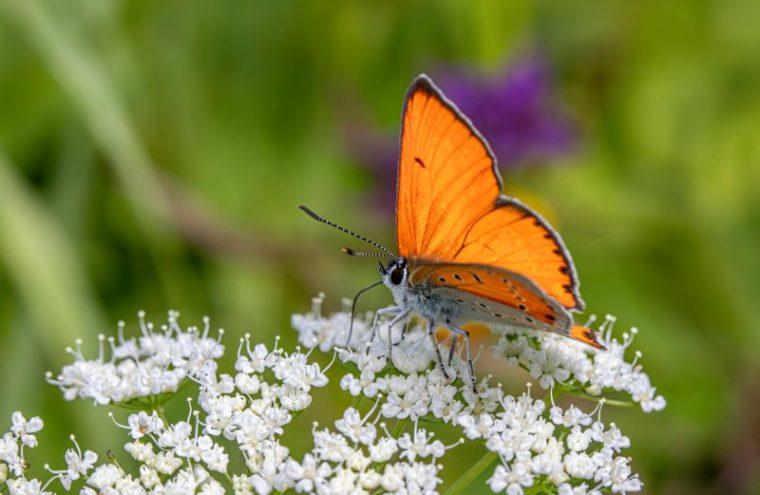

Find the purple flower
[[438, 55, 577, 167], [341, 54, 579, 212]]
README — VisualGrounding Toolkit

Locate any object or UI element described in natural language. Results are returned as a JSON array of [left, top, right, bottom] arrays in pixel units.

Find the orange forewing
[[396, 76, 583, 311], [396, 78, 499, 259]]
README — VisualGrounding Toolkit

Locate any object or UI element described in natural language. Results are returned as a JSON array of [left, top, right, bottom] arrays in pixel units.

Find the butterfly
[[301, 74, 604, 390]]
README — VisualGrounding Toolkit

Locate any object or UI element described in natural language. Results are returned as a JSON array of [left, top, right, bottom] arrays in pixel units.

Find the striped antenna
[[341, 247, 388, 258], [299, 205, 394, 257]]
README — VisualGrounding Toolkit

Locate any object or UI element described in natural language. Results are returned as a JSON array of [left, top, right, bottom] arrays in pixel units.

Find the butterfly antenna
[[299, 205, 394, 257], [341, 247, 388, 258]]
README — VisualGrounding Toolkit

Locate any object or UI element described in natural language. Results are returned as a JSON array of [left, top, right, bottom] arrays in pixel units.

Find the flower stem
[[443, 450, 497, 495], [154, 404, 169, 423], [390, 418, 408, 437], [570, 392, 635, 408]]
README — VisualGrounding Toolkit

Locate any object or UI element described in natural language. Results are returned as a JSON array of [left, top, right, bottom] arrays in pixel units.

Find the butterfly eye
[[390, 267, 404, 285]]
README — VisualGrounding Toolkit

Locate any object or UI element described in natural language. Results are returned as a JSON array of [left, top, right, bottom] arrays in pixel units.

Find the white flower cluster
[[46, 311, 224, 405], [291, 295, 666, 494], [293, 295, 665, 413], [4, 314, 334, 494], [1, 412, 43, 485], [193, 334, 332, 493], [275, 406, 457, 494], [459, 389, 641, 494], [4, 302, 663, 495], [104, 408, 229, 494], [97, 326, 453, 494], [492, 316, 666, 412], [0, 412, 99, 494]]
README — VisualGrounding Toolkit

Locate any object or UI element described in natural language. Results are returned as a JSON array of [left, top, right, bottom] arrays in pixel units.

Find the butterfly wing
[[409, 261, 571, 330], [396, 75, 500, 262], [409, 261, 604, 349], [396, 75, 583, 311], [453, 198, 582, 311]]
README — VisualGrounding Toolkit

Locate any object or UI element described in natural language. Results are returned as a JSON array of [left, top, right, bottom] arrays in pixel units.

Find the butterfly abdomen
[[401, 282, 464, 324]]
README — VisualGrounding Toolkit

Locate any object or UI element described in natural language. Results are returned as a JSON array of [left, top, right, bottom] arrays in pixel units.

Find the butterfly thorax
[[380, 257, 464, 324]]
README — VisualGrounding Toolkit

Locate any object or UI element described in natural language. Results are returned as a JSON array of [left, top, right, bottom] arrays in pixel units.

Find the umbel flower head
[[45, 310, 224, 405], [8, 302, 664, 494], [293, 294, 666, 414], [290, 294, 662, 493]]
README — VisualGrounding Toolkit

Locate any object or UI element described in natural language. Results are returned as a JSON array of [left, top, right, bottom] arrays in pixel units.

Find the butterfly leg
[[447, 333, 458, 367], [384, 309, 410, 364], [399, 319, 413, 343], [447, 324, 477, 394], [427, 321, 451, 381], [366, 306, 403, 354]]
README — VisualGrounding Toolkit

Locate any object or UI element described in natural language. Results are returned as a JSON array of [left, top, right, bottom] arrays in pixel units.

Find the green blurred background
[[1, 0, 759, 493]]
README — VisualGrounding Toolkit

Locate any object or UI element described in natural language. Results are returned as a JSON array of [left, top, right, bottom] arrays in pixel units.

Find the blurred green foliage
[[1, 0, 759, 493]]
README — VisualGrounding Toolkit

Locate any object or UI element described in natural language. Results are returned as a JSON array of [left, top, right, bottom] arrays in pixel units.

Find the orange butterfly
[[301, 74, 604, 389]]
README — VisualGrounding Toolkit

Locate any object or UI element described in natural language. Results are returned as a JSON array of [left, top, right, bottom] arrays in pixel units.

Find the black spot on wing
[[414, 157, 426, 168]]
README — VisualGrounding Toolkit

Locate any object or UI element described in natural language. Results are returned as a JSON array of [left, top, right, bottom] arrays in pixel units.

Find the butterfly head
[[379, 256, 408, 289], [379, 257, 409, 306]]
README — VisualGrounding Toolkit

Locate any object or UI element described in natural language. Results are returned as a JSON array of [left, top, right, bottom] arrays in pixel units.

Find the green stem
[[154, 404, 169, 423], [443, 450, 497, 495], [222, 472, 234, 489], [569, 392, 635, 408], [553, 382, 636, 409], [390, 418, 408, 438]]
